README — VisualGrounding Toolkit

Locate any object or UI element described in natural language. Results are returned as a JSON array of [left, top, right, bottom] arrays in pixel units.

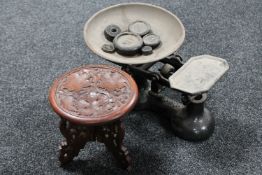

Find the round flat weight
[[101, 43, 115, 53], [141, 46, 153, 55], [104, 24, 121, 41], [113, 32, 143, 56], [143, 34, 161, 48], [128, 21, 151, 36]]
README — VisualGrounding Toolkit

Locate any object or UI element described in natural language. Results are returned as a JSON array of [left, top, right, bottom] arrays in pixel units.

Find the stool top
[[49, 65, 138, 125]]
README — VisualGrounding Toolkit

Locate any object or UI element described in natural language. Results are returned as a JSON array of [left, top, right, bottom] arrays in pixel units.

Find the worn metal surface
[[123, 54, 224, 141], [143, 33, 161, 48], [169, 55, 229, 95], [104, 24, 122, 42], [170, 93, 215, 141], [113, 32, 143, 56], [128, 20, 151, 36], [83, 3, 185, 64]]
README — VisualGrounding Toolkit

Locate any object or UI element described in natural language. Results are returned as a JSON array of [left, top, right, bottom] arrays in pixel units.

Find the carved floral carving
[[55, 67, 132, 118]]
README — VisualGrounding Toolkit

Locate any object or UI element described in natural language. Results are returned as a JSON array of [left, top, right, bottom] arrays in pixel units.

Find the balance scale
[[83, 3, 229, 141]]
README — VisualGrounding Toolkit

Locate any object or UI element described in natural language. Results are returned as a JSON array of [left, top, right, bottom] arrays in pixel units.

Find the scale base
[[133, 87, 215, 142], [171, 107, 215, 142]]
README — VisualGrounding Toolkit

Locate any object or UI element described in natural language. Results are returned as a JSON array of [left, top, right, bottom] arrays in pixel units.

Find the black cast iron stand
[[118, 54, 215, 142]]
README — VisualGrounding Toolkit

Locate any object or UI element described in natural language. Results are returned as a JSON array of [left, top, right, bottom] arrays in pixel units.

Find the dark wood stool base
[[49, 65, 138, 170], [58, 118, 131, 170]]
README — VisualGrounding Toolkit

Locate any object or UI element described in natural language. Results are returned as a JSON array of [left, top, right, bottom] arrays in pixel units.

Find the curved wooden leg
[[58, 119, 91, 165], [58, 119, 131, 170], [98, 120, 131, 170]]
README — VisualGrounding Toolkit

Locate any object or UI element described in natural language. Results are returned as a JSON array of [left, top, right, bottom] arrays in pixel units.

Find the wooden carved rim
[[49, 64, 138, 125]]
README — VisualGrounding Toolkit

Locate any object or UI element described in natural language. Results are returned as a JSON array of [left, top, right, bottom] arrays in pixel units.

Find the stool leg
[[98, 120, 131, 170], [58, 119, 90, 165]]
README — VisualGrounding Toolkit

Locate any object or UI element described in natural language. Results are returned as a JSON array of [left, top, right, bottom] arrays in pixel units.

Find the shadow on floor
[[62, 146, 164, 175], [193, 118, 257, 169]]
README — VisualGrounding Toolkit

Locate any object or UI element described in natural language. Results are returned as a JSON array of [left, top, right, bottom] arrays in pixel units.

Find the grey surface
[[0, 0, 261, 174], [169, 55, 229, 95], [83, 2, 186, 65]]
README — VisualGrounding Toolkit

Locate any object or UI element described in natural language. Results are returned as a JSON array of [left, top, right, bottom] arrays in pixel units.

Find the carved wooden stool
[[49, 65, 138, 170]]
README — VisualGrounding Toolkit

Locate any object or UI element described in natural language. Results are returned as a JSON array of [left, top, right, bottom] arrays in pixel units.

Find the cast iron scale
[[83, 3, 229, 141], [48, 3, 230, 170]]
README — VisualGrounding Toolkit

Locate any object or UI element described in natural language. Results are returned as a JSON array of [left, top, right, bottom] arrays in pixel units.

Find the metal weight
[[104, 24, 121, 41], [143, 34, 161, 48], [141, 46, 153, 55], [113, 32, 143, 56], [101, 43, 115, 53], [128, 21, 151, 36]]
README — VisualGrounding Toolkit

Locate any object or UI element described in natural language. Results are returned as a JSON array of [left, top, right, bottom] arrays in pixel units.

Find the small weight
[[143, 34, 161, 48], [101, 43, 115, 53], [113, 32, 143, 56], [104, 24, 121, 41], [141, 46, 153, 55], [128, 21, 151, 36]]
